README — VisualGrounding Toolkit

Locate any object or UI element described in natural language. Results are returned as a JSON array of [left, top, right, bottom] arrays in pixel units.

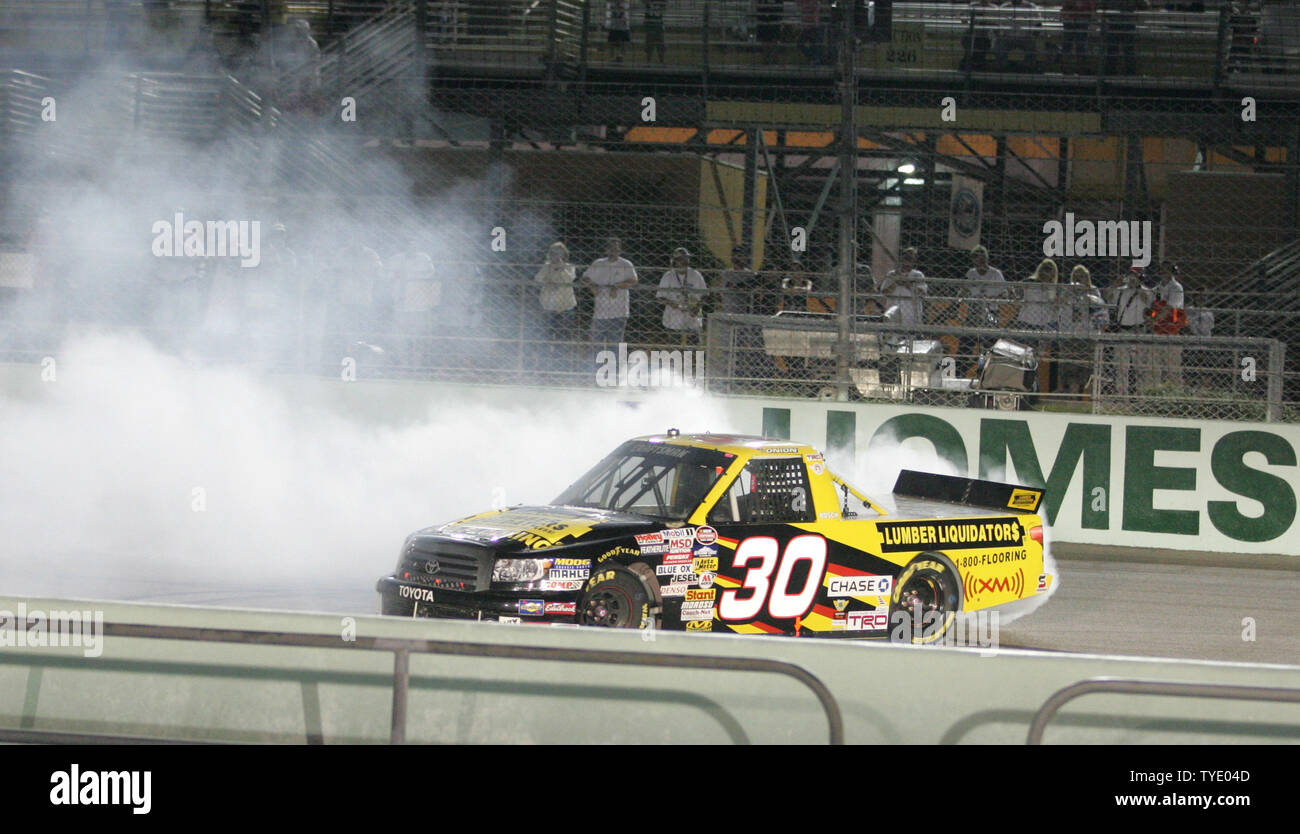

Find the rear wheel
[[578, 566, 653, 629], [890, 556, 961, 644]]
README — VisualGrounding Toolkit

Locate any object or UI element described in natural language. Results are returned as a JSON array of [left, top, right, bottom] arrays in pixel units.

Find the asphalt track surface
[[6, 548, 1299, 666]]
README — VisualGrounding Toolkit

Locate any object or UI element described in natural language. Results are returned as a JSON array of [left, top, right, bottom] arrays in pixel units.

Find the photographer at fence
[[1152, 260, 1187, 387], [877, 247, 928, 327], [1108, 265, 1154, 396], [1058, 264, 1107, 394], [658, 247, 708, 346]]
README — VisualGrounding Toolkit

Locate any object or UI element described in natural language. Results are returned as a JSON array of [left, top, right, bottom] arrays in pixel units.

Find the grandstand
[[1, 0, 1299, 420]]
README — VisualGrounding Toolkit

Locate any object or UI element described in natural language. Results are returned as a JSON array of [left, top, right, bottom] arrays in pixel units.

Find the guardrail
[[4, 619, 844, 745], [1, 1, 1293, 90], [1027, 677, 1300, 744]]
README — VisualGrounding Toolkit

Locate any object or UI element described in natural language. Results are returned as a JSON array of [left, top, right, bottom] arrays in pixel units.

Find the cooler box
[[978, 339, 1037, 391]]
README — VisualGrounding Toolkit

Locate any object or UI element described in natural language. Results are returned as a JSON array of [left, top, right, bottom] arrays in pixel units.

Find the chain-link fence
[[2, 1, 1299, 417]]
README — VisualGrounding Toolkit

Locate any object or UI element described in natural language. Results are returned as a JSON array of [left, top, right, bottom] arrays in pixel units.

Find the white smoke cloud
[[0, 332, 730, 606]]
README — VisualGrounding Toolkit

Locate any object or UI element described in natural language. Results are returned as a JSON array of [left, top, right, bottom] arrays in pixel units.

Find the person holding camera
[[1109, 265, 1154, 396], [657, 247, 708, 345], [1151, 260, 1186, 387]]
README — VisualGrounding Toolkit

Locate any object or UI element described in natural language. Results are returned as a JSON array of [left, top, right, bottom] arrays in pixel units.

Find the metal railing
[[2, 1, 1296, 89], [1027, 677, 1300, 744], [2, 619, 845, 745]]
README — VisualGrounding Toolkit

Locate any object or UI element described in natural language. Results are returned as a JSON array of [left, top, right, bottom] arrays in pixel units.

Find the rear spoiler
[[893, 470, 1044, 514]]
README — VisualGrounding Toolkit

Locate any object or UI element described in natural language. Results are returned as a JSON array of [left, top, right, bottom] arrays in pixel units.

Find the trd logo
[[964, 570, 1025, 600]]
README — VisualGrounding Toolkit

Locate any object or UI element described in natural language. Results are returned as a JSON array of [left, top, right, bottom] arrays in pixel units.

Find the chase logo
[[517, 600, 545, 616]]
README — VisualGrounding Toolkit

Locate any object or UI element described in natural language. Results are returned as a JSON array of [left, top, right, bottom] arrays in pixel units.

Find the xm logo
[[963, 569, 1026, 601]]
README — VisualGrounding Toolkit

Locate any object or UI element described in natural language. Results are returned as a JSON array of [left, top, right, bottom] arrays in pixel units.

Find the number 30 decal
[[719, 534, 828, 621]]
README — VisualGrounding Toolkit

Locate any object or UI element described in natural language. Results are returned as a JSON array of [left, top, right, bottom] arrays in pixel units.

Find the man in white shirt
[[1108, 266, 1154, 396], [583, 237, 637, 349], [1153, 260, 1186, 387], [877, 247, 928, 327], [960, 245, 1006, 372], [657, 247, 708, 344]]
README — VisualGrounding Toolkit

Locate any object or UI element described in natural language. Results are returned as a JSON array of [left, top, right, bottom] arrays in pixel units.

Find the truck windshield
[[552, 441, 733, 521]]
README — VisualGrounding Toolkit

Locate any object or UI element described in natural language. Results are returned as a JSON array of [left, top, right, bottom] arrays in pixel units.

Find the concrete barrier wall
[[2, 596, 1298, 744]]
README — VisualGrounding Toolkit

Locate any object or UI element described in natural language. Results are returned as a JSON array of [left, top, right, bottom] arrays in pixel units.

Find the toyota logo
[[423, 559, 441, 574]]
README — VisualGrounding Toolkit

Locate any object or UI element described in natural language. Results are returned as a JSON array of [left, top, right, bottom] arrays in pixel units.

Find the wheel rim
[[898, 573, 944, 617], [581, 587, 634, 627]]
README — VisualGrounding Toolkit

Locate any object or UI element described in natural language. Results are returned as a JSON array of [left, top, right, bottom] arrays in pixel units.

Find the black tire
[[889, 555, 962, 644], [578, 565, 654, 629]]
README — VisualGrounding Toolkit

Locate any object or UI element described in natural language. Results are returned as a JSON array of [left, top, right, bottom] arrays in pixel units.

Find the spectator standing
[[877, 247, 928, 327], [1059, 264, 1106, 393], [1015, 257, 1060, 393], [644, 0, 667, 63], [535, 241, 578, 372], [1060, 0, 1097, 72], [607, 0, 632, 63], [657, 247, 709, 345], [1152, 260, 1186, 386], [583, 237, 638, 350], [1108, 265, 1153, 395], [960, 245, 1007, 372]]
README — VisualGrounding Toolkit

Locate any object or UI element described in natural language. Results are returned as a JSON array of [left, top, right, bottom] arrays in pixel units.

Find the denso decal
[[846, 610, 890, 631], [517, 600, 545, 616], [876, 518, 1024, 552], [827, 575, 893, 597], [660, 582, 689, 598], [695, 526, 718, 545]]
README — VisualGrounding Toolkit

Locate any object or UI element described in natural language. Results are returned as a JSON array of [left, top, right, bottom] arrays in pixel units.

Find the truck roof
[[634, 432, 822, 461]]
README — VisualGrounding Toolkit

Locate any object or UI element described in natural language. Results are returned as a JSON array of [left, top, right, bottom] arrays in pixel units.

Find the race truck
[[376, 431, 1053, 640]]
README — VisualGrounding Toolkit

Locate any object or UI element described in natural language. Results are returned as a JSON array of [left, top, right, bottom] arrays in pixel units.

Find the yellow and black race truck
[[377, 431, 1053, 640]]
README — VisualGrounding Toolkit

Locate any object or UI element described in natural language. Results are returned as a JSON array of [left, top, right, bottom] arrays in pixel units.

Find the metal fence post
[[1268, 338, 1285, 422], [390, 647, 410, 744]]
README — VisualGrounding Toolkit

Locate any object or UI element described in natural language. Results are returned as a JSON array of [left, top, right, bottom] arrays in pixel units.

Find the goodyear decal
[[876, 518, 1024, 552]]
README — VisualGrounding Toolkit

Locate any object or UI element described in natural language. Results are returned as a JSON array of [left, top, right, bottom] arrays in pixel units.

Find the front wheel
[[578, 566, 654, 629], [889, 556, 962, 644]]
